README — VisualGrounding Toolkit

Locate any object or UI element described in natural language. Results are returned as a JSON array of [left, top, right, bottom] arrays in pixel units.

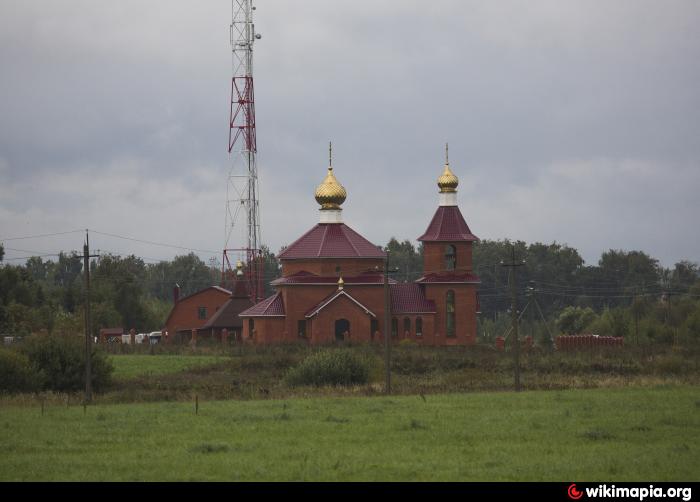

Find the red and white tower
[[223, 0, 264, 302]]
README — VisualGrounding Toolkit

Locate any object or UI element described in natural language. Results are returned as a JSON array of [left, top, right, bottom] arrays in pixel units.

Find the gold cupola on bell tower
[[315, 142, 347, 211], [437, 143, 459, 193]]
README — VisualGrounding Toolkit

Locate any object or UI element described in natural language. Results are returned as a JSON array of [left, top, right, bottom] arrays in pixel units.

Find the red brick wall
[[307, 294, 375, 344], [281, 284, 388, 342], [282, 258, 385, 278], [423, 284, 478, 345], [165, 289, 230, 335], [423, 242, 473, 275], [242, 317, 286, 344], [389, 314, 436, 345]]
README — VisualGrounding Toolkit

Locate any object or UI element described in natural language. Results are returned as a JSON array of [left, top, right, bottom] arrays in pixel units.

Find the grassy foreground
[[1, 386, 698, 481], [110, 354, 228, 380]]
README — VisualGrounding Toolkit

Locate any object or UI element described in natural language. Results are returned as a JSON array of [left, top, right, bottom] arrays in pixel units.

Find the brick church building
[[239, 148, 480, 345]]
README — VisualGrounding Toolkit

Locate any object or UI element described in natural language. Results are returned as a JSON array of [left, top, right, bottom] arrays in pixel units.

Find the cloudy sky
[[1, 0, 698, 268]]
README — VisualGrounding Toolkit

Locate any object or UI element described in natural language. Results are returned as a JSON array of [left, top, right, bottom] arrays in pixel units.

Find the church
[[239, 148, 480, 345]]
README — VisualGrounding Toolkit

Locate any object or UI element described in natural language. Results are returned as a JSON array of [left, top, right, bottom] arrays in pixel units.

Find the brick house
[[240, 150, 480, 345], [164, 284, 252, 342]]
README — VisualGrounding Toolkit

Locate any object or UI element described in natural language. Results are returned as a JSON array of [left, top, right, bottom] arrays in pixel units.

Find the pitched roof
[[415, 272, 481, 284], [278, 223, 386, 260], [164, 285, 232, 327], [202, 296, 254, 329], [238, 292, 285, 317], [390, 283, 436, 314], [271, 270, 396, 286], [417, 206, 479, 242], [304, 289, 377, 318]]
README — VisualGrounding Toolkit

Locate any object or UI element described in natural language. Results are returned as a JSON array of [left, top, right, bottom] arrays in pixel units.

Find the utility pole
[[82, 230, 99, 404], [383, 258, 391, 394], [380, 256, 399, 395], [633, 286, 640, 346], [501, 246, 525, 392]]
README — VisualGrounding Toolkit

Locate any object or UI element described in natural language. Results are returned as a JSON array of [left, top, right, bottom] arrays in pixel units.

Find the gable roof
[[238, 292, 286, 317], [202, 296, 254, 329], [278, 223, 386, 260], [390, 283, 436, 314], [304, 289, 377, 318], [417, 206, 479, 242], [164, 285, 232, 327]]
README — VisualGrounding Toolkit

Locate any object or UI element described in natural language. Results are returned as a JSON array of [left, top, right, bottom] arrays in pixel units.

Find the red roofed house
[[240, 147, 480, 345], [164, 283, 252, 343]]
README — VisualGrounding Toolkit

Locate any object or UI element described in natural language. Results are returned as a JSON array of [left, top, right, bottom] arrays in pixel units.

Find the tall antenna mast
[[223, 0, 264, 302]]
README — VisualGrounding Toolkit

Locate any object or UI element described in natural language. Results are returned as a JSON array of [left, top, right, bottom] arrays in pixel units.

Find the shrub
[[0, 348, 40, 393], [285, 349, 370, 387], [21, 334, 114, 392]]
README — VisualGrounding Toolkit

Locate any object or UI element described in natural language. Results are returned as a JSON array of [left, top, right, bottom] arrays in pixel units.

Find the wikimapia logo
[[568, 484, 583, 500], [567, 483, 693, 501]]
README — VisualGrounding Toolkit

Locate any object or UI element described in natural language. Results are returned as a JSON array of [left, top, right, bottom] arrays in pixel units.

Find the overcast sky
[[1, 0, 699, 268]]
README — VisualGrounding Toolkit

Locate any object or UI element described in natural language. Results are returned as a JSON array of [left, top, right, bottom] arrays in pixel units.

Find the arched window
[[248, 319, 255, 338], [403, 317, 411, 336], [446, 290, 455, 337], [445, 245, 456, 271], [391, 318, 398, 337], [416, 317, 423, 337]]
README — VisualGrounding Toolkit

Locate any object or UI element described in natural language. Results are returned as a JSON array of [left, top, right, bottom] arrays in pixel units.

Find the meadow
[[110, 354, 228, 380], [1, 386, 698, 481], [89, 343, 700, 404]]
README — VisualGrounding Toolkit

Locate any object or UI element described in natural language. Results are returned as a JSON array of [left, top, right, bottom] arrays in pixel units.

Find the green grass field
[[110, 354, 228, 380], [1, 386, 698, 481]]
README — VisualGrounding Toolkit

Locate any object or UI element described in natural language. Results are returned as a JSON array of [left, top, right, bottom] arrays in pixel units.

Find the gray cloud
[[1, 0, 699, 267]]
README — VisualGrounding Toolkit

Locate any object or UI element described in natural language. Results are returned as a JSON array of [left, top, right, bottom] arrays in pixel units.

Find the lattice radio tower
[[223, 0, 264, 302]]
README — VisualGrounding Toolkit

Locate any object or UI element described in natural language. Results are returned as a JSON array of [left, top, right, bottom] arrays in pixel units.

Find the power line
[[0, 229, 84, 241], [88, 229, 220, 255]]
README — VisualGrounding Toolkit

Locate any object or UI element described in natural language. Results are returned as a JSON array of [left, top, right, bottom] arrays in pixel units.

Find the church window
[[371, 319, 379, 339], [198, 307, 207, 320], [403, 317, 411, 336], [298, 320, 307, 338], [446, 290, 455, 337], [391, 318, 398, 337], [416, 317, 423, 337], [445, 245, 456, 271]]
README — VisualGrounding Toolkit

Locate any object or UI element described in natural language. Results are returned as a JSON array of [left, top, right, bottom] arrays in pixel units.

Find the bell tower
[[416, 145, 480, 344]]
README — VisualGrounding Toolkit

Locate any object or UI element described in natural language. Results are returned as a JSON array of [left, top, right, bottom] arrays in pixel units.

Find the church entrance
[[335, 319, 350, 342]]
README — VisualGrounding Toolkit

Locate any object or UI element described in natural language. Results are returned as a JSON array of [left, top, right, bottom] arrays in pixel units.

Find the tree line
[[1, 239, 698, 345]]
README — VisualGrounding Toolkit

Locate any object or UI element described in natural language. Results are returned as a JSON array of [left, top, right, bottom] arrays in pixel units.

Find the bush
[[285, 349, 370, 387], [21, 334, 114, 392], [0, 348, 40, 393]]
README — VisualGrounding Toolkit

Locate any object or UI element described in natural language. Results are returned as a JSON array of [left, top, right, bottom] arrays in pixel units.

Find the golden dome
[[437, 144, 459, 193], [315, 166, 347, 210], [438, 163, 459, 193]]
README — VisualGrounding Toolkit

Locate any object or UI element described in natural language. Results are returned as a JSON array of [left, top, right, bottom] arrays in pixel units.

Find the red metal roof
[[271, 270, 396, 286], [278, 223, 386, 260], [415, 272, 481, 284], [304, 289, 377, 318], [390, 283, 436, 314], [238, 292, 285, 317], [417, 206, 479, 242]]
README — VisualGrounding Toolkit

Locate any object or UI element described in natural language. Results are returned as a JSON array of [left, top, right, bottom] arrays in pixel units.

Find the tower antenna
[[223, 0, 264, 302]]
